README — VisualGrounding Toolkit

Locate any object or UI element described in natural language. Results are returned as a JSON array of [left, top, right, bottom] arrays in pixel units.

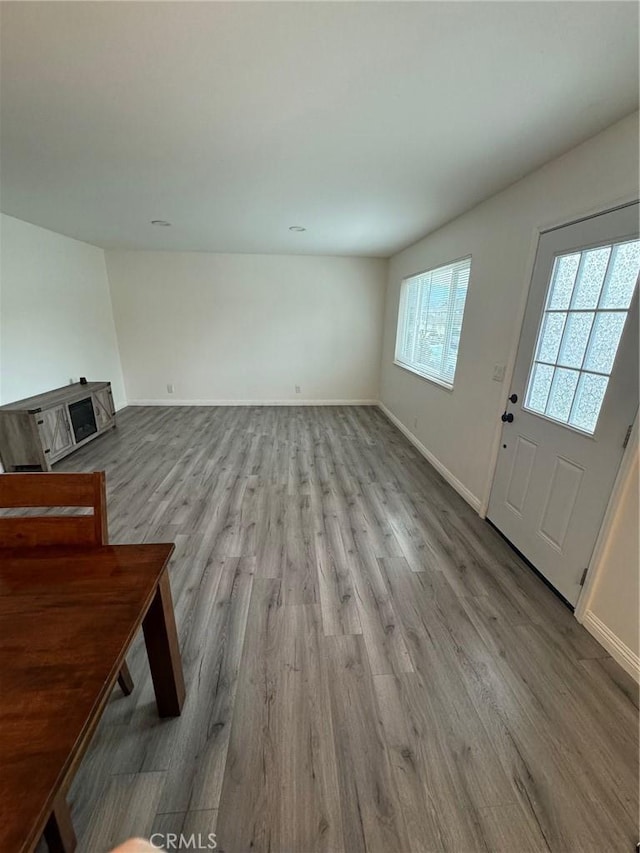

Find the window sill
[[393, 360, 455, 392]]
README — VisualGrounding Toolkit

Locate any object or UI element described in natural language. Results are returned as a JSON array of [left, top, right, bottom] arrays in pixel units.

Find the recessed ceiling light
[[289, 225, 306, 232], [151, 219, 171, 227]]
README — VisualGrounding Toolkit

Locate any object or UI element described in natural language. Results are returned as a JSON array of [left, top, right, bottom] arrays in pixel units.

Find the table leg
[[43, 792, 76, 853], [117, 660, 135, 695], [142, 569, 185, 717]]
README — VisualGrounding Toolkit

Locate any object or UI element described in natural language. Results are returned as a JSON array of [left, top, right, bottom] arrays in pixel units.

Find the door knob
[[509, 393, 518, 404], [501, 411, 514, 423]]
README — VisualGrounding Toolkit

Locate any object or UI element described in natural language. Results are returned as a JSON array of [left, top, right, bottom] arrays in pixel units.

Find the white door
[[488, 203, 639, 606]]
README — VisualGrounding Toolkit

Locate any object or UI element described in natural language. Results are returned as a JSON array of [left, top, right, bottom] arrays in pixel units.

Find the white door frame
[[480, 193, 640, 618]]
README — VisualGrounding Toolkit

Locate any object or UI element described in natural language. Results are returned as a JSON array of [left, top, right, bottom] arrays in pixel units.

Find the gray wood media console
[[0, 381, 116, 471]]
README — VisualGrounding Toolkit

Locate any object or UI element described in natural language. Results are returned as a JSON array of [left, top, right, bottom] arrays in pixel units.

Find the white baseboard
[[581, 610, 640, 683], [377, 402, 482, 513], [127, 398, 378, 407]]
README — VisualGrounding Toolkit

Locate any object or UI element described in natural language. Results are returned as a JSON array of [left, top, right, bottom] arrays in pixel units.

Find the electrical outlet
[[295, 385, 301, 394], [167, 383, 174, 394]]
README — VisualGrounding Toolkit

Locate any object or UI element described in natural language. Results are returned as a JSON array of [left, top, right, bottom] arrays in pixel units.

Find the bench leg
[[117, 660, 134, 695], [44, 793, 76, 853]]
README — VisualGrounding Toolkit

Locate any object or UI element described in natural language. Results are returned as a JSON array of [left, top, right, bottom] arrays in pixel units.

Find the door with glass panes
[[488, 203, 639, 606]]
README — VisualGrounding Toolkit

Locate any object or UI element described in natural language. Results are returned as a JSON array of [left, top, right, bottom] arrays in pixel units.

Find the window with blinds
[[394, 257, 471, 388]]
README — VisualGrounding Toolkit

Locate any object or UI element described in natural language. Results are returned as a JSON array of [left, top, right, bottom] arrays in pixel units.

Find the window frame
[[393, 254, 472, 391]]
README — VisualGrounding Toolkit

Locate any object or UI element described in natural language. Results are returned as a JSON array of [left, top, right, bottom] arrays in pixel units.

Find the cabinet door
[[38, 405, 74, 460], [92, 387, 115, 430]]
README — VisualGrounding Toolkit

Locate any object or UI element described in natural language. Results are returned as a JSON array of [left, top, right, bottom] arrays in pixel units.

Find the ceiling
[[1, 2, 638, 258]]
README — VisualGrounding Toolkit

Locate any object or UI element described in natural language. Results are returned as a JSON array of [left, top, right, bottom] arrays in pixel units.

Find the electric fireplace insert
[[68, 397, 97, 442]]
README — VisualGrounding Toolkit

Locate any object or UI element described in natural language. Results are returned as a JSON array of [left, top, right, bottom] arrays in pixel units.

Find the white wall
[[105, 251, 386, 404], [0, 214, 126, 409], [380, 111, 640, 673], [581, 440, 639, 676], [380, 112, 639, 509]]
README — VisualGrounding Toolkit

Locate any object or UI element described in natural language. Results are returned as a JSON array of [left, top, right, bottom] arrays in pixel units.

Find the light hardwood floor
[[54, 405, 637, 853]]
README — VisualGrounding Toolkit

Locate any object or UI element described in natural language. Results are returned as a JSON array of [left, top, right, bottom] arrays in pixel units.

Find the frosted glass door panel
[[524, 238, 639, 434]]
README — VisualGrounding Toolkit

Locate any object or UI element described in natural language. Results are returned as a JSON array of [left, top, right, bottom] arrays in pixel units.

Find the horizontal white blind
[[395, 257, 471, 387]]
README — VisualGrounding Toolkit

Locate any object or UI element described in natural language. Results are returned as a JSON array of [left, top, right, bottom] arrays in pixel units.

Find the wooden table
[[0, 543, 185, 853]]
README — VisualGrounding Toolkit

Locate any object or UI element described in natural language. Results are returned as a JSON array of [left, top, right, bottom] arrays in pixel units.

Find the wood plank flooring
[[52, 405, 638, 853]]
